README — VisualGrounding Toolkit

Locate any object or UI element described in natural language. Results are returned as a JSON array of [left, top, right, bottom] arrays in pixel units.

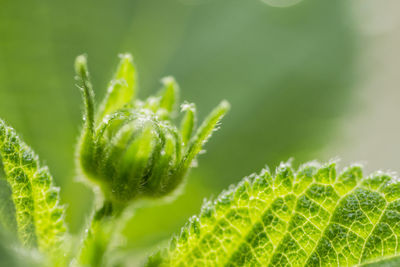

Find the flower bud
[[75, 54, 229, 207]]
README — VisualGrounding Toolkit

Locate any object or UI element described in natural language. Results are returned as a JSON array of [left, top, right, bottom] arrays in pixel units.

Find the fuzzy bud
[[75, 54, 229, 207]]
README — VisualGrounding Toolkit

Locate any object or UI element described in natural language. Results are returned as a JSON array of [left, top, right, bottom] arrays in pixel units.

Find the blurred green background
[[0, 0, 364, 264]]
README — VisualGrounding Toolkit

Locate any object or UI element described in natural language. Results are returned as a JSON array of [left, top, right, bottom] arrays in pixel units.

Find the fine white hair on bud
[[75, 54, 229, 208]]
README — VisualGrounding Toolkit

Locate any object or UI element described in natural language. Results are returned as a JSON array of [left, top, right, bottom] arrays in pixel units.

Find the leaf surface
[[148, 162, 400, 266], [98, 53, 137, 120], [0, 119, 66, 253]]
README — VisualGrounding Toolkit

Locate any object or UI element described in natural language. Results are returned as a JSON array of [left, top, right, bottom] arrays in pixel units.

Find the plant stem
[[77, 200, 125, 267]]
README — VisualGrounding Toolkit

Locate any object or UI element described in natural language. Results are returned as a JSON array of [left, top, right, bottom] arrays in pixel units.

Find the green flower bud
[[75, 54, 229, 207]]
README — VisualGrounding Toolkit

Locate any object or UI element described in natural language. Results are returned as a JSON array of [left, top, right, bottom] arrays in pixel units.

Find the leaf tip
[[75, 54, 88, 76], [118, 52, 133, 62], [218, 99, 231, 114]]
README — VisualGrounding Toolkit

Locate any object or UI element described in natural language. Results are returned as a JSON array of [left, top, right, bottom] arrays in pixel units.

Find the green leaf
[[361, 255, 400, 267], [75, 54, 95, 136], [142, 76, 179, 121], [148, 161, 400, 266], [98, 53, 137, 120], [179, 102, 196, 147], [158, 76, 179, 119], [0, 119, 66, 254], [182, 100, 230, 171], [0, 225, 42, 267], [0, 179, 17, 236]]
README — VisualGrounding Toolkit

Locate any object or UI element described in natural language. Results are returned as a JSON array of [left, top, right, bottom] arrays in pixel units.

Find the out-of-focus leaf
[[0, 225, 42, 267], [0, 179, 17, 236]]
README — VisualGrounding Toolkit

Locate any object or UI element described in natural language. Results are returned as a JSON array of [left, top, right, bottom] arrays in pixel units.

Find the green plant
[[147, 162, 400, 266], [0, 54, 399, 267]]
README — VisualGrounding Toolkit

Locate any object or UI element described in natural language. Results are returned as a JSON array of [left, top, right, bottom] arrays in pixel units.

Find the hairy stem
[[78, 200, 125, 267]]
